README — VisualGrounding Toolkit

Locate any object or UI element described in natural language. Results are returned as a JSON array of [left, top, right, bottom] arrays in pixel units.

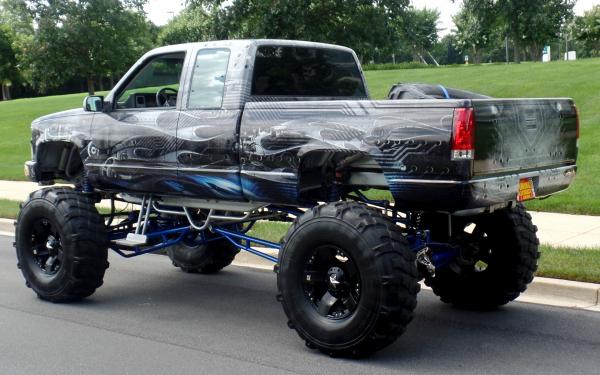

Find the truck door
[[87, 51, 188, 194], [176, 47, 244, 200]]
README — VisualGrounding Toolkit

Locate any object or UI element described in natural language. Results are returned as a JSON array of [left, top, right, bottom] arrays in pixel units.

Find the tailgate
[[471, 99, 578, 176]]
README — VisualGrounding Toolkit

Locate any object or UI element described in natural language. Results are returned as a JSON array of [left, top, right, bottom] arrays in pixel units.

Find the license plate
[[517, 178, 536, 202]]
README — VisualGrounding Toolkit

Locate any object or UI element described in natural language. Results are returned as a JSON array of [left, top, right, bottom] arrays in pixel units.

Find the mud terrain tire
[[15, 188, 108, 302], [167, 238, 240, 274], [277, 201, 419, 357], [425, 203, 539, 309]]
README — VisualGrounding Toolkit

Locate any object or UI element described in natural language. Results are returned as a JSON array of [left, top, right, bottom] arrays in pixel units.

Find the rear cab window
[[251, 46, 367, 99]]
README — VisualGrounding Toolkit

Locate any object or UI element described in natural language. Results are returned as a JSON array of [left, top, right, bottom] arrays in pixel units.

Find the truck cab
[[27, 40, 368, 199]]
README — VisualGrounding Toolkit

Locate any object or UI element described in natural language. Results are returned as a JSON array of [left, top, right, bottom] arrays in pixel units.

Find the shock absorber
[[328, 184, 339, 202], [82, 170, 93, 193]]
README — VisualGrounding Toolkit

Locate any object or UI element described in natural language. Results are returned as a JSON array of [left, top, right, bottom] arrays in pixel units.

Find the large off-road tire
[[15, 187, 109, 302], [167, 236, 240, 274], [425, 203, 539, 309], [277, 201, 419, 357]]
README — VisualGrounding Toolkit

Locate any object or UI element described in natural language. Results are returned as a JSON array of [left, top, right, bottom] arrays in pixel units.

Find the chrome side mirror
[[83, 95, 104, 112]]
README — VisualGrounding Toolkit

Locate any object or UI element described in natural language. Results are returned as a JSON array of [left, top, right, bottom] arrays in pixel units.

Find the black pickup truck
[[16, 40, 578, 357]]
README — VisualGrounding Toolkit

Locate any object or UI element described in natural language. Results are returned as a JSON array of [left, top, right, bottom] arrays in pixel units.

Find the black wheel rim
[[29, 218, 64, 276], [302, 245, 361, 320], [456, 221, 494, 273], [181, 231, 203, 248]]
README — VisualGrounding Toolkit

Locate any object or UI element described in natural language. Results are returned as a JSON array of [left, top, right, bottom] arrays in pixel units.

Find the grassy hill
[[0, 58, 598, 214]]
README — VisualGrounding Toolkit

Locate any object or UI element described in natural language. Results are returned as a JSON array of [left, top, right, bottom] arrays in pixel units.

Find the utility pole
[[565, 32, 569, 60], [505, 36, 509, 64]]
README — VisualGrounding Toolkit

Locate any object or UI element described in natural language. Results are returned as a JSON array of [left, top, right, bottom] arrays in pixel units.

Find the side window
[[116, 52, 185, 109], [188, 48, 230, 109]]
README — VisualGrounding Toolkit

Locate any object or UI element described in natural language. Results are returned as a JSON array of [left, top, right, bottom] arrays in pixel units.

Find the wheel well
[[35, 141, 84, 182], [297, 150, 388, 202]]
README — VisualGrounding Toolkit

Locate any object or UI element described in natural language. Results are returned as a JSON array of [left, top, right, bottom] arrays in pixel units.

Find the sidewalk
[[0, 180, 598, 248]]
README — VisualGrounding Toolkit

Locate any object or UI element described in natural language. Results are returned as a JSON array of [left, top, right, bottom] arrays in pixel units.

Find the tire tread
[[278, 201, 419, 357], [15, 187, 108, 302]]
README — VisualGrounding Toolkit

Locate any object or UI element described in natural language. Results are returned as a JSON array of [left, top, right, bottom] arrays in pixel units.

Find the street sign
[[542, 46, 551, 62]]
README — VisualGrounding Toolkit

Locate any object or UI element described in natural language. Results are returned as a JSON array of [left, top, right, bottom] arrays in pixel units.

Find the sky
[[144, 0, 186, 26], [145, 0, 600, 37], [411, 0, 600, 37]]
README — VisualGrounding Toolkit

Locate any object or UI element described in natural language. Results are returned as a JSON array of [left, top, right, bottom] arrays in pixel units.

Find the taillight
[[451, 107, 476, 160]]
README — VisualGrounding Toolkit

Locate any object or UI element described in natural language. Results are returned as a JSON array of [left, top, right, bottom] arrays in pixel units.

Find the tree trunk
[[513, 43, 521, 64], [472, 48, 482, 64], [531, 49, 538, 62], [1, 84, 10, 101], [109, 75, 115, 89], [411, 47, 421, 63], [86, 78, 95, 95], [529, 44, 541, 62]]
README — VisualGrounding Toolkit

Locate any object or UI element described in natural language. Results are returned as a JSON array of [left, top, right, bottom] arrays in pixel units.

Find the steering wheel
[[156, 87, 178, 107]]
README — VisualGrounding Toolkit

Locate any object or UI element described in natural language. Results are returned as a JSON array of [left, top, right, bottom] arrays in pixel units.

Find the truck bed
[[240, 98, 578, 212]]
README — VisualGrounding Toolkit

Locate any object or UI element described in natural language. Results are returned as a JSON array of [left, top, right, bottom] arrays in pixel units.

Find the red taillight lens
[[451, 107, 476, 160]]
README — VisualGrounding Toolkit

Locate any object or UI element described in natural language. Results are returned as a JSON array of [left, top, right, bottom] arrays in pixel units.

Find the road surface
[[0, 235, 598, 374]]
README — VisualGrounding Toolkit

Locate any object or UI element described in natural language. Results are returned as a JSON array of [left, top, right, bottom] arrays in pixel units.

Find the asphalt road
[[0, 235, 599, 375]]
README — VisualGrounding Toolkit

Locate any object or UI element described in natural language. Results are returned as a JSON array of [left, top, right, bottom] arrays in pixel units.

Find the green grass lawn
[[1, 58, 599, 214], [0, 198, 20, 220], [537, 245, 600, 284], [0, 92, 90, 181]]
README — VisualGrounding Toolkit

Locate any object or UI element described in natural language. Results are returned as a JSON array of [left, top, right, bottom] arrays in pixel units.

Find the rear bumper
[[389, 165, 576, 213]]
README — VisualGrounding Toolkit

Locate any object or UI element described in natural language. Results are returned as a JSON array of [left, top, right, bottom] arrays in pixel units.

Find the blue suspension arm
[[212, 227, 281, 263]]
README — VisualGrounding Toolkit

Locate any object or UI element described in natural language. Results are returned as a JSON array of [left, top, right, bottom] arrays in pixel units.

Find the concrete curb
[[1, 218, 598, 312], [517, 277, 600, 311]]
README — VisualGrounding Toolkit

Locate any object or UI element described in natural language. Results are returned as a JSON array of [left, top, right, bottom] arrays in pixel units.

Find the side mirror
[[83, 95, 104, 112]]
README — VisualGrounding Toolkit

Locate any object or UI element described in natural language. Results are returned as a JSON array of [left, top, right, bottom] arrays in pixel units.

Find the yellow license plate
[[517, 178, 536, 202]]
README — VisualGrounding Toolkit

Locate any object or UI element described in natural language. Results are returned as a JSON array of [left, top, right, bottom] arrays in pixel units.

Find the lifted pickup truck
[[16, 40, 578, 357]]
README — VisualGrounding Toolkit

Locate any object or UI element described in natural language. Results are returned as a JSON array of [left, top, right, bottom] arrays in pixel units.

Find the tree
[[575, 5, 600, 57], [13, 0, 154, 94], [452, 0, 497, 64], [0, 26, 17, 100], [0, 0, 34, 96], [175, 0, 411, 63], [496, 0, 575, 62], [158, 4, 215, 45], [397, 7, 440, 63], [432, 34, 463, 65]]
